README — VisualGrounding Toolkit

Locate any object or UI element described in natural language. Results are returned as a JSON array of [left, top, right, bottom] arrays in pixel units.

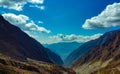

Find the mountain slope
[[65, 39, 100, 67], [0, 15, 64, 65], [72, 29, 120, 74], [45, 48, 63, 65], [0, 54, 76, 74], [0, 15, 52, 63], [44, 42, 82, 60]]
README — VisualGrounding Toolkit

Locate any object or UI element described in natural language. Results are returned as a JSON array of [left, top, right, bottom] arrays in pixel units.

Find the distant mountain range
[[44, 42, 83, 60], [0, 15, 75, 74], [70, 29, 120, 74]]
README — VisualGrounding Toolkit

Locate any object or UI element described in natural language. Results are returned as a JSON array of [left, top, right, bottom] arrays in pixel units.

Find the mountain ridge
[[72, 29, 120, 74], [0, 15, 63, 65], [0, 15, 52, 63]]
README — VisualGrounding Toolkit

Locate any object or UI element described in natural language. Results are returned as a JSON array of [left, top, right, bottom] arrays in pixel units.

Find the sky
[[0, 0, 120, 44]]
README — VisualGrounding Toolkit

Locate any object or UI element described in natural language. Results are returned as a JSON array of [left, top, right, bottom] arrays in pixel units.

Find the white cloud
[[28, 0, 44, 4], [49, 33, 102, 43], [25, 21, 50, 33], [39, 6, 45, 10], [0, 0, 44, 11], [0, 0, 26, 11], [29, 5, 45, 10], [82, 2, 120, 29], [2, 13, 51, 33], [38, 20, 44, 24]]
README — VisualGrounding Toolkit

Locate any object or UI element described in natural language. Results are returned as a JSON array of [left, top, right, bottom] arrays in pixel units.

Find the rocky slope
[[72, 29, 120, 74], [0, 53, 75, 74]]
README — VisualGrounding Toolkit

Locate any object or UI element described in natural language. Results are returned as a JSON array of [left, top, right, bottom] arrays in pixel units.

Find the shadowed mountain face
[[45, 48, 63, 65], [72, 29, 120, 74], [44, 42, 82, 61], [0, 15, 63, 64]]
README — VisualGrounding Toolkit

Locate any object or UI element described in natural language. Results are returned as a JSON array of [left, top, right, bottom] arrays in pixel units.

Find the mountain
[[45, 48, 63, 65], [65, 34, 110, 67], [44, 42, 82, 61], [0, 15, 63, 65], [72, 29, 120, 74], [64, 40, 99, 67], [0, 15, 52, 63]]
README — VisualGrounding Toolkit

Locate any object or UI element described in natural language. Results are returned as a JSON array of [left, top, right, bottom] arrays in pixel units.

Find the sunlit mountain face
[[0, 0, 120, 74]]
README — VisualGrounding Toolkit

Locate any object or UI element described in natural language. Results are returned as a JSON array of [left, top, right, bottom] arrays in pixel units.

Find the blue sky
[[0, 0, 120, 44]]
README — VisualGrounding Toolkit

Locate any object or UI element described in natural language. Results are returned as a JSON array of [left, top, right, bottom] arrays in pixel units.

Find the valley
[[1, 9, 120, 74], [0, 0, 120, 74]]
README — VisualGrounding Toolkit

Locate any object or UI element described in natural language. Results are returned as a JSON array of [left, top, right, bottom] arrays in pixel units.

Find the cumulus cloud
[[49, 33, 102, 43], [2, 13, 51, 33], [2, 13, 29, 27], [82, 2, 120, 29], [0, 0, 44, 11], [25, 21, 50, 33]]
